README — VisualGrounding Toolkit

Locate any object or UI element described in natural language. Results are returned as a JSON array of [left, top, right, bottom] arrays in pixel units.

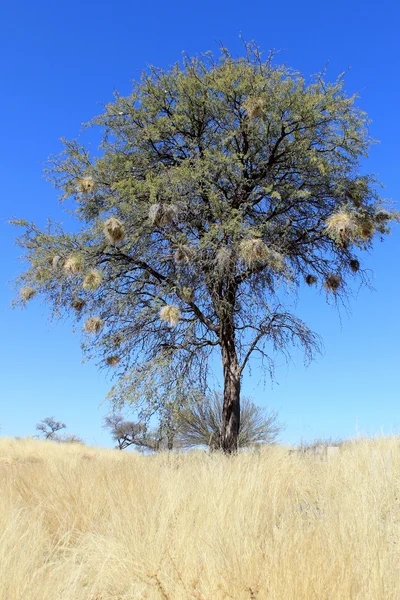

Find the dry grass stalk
[[325, 211, 357, 246], [244, 96, 265, 119], [160, 305, 180, 326], [1, 436, 400, 597], [64, 254, 84, 276], [324, 274, 342, 293], [106, 355, 120, 367], [103, 217, 125, 245], [305, 274, 317, 286], [84, 317, 104, 334], [174, 245, 195, 264], [149, 203, 179, 227], [71, 298, 86, 311], [349, 259, 360, 273], [77, 177, 95, 194], [83, 269, 103, 291], [20, 287, 36, 301]]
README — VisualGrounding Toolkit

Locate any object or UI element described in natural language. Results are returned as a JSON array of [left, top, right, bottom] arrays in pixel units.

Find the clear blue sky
[[1, 0, 399, 448]]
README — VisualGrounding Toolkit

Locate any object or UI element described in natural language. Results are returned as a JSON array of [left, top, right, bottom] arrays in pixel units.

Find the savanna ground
[[0, 435, 399, 599]]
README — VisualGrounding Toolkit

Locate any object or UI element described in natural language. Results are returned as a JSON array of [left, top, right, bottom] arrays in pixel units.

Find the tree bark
[[220, 316, 241, 454]]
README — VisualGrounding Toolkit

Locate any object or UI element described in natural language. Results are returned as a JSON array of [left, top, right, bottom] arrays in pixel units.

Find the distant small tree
[[36, 416, 66, 441], [35, 416, 84, 443], [103, 413, 183, 452], [176, 391, 283, 450]]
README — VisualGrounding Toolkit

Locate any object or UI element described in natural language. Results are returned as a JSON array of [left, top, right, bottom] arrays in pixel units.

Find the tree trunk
[[220, 317, 241, 454]]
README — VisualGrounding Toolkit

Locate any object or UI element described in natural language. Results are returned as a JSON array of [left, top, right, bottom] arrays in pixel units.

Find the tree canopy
[[12, 42, 398, 452]]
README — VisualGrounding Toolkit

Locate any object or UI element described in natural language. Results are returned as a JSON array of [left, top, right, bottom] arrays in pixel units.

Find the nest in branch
[[159, 305, 180, 327], [215, 247, 233, 274], [71, 298, 86, 311], [324, 274, 342, 293], [112, 333, 124, 348], [52, 255, 63, 269], [349, 259, 360, 273], [77, 177, 95, 194], [20, 287, 36, 301], [357, 219, 375, 242], [103, 217, 125, 244], [325, 212, 357, 246], [149, 203, 179, 227], [106, 355, 120, 367], [83, 269, 103, 291], [174, 245, 195, 264], [64, 254, 84, 275], [181, 287, 194, 302], [240, 239, 285, 272], [244, 96, 265, 119], [375, 210, 391, 223], [240, 239, 269, 266], [84, 317, 104, 334], [305, 274, 317, 286]]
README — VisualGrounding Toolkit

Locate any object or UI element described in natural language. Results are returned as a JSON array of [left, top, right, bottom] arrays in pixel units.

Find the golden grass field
[[0, 435, 399, 599]]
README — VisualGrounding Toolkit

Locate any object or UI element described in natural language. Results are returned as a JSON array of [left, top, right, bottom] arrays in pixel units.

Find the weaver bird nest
[[174, 245, 195, 264], [106, 355, 120, 367], [244, 96, 265, 119], [305, 274, 317, 286], [77, 177, 95, 194], [64, 254, 84, 275], [71, 298, 86, 311], [20, 287, 36, 301], [82, 269, 103, 291], [149, 203, 179, 227], [84, 317, 104, 334], [325, 212, 357, 246], [324, 274, 342, 293], [103, 217, 125, 245], [159, 305, 180, 327]]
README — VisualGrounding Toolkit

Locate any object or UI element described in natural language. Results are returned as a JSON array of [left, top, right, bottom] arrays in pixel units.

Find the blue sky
[[1, 0, 399, 448]]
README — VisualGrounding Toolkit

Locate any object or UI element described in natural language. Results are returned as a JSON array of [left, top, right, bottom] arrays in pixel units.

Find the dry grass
[[0, 435, 399, 599]]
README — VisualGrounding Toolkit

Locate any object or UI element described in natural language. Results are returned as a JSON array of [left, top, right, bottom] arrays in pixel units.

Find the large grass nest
[[83, 269, 103, 291], [149, 203, 179, 227], [106, 355, 120, 367], [215, 247, 233, 274], [103, 217, 125, 245], [20, 287, 36, 301], [64, 254, 84, 276], [305, 274, 317, 286], [51, 255, 63, 269], [324, 274, 342, 293], [325, 212, 357, 246], [84, 317, 104, 334], [240, 239, 285, 272], [77, 177, 95, 194], [159, 305, 180, 327], [244, 96, 265, 119], [349, 259, 360, 273], [71, 298, 86, 311], [357, 219, 375, 242], [174, 245, 195, 264]]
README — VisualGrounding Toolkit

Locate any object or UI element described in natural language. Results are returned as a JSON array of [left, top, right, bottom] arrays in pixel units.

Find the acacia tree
[[175, 391, 284, 450], [12, 43, 397, 453], [103, 413, 182, 451]]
